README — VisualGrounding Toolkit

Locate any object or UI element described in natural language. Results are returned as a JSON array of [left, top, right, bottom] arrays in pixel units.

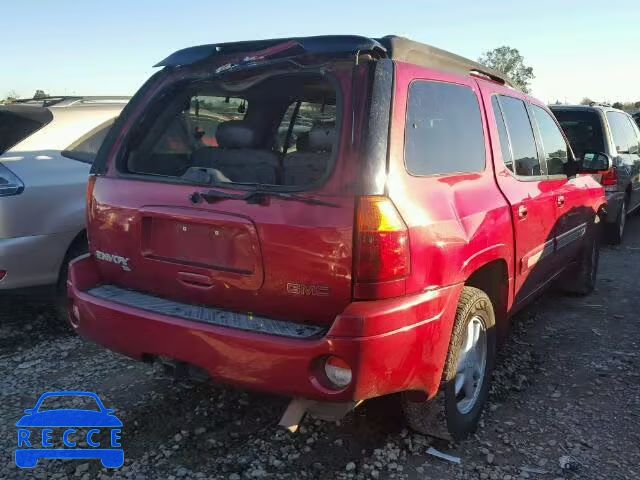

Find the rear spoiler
[[154, 36, 387, 68]]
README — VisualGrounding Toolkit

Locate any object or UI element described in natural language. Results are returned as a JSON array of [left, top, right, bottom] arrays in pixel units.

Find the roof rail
[[376, 36, 515, 88], [14, 96, 82, 107], [13, 96, 130, 108]]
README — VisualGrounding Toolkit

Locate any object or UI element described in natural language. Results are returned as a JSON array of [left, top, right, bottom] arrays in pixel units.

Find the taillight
[[86, 176, 97, 248], [601, 167, 618, 189], [0, 163, 24, 196], [354, 196, 410, 297]]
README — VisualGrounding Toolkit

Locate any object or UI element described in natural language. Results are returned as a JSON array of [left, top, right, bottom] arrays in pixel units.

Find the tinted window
[[607, 111, 638, 154], [532, 105, 568, 176], [492, 96, 513, 172], [0, 109, 52, 154], [498, 96, 540, 177], [405, 81, 485, 175], [62, 119, 115, 164], [551, 109, 605, 159]]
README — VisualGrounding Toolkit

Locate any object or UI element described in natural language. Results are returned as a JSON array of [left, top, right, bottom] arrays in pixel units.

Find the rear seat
[[282, 124, 334, 185], [191, 121, 279, 184]]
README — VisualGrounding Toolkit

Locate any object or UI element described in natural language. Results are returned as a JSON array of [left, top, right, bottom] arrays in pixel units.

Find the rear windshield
[[551, 109, 604, 159], [124, 73, 339, 189], [0, 108, 53, 154]]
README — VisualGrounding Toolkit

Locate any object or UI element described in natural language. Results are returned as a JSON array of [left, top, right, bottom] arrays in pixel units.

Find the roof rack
[[13, 96, 130, 108], [155, 35, 515, 88], [14, 96, 82, 107]]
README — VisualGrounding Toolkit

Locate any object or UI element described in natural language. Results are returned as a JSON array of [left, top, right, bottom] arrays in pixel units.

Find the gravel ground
[[1, 219, 639, 480]]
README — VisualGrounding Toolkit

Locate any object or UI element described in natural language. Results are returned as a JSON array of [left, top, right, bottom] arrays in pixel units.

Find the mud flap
[[401, 391, 453, 441], [278, 398, 360, 432]]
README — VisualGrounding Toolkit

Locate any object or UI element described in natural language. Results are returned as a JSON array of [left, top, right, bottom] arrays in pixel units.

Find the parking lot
[[0, 218, 637, 480]]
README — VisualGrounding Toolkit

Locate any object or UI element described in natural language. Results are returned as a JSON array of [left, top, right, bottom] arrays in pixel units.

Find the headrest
[[306, 124, 335, 152], [216, 120, 260, 149]]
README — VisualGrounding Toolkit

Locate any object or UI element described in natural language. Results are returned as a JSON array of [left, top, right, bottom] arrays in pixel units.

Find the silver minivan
[[0, 97, 128, 317]]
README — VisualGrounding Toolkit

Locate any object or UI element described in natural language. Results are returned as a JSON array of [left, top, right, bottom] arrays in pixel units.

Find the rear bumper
[[68, 254, 462, 402]]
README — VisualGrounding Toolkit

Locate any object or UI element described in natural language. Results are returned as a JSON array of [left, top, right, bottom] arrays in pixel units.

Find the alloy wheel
[[454, 315, 487, 414]]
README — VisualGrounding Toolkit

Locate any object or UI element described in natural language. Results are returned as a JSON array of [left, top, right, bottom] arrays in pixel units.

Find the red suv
[[68, 36, 608, 440]]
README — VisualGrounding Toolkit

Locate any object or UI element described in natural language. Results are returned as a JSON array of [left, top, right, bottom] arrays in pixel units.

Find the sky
[[1, 1, 638, 105]]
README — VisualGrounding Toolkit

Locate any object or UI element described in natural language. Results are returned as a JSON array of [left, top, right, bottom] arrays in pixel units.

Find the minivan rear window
[[551, 109, 604, 159], [404, 81, 485, 176], [124, 73, 339, 189], [0, 107, 53, 154]]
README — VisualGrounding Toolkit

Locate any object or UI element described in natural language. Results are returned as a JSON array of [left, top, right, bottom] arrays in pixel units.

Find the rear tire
[[607, 198, 626, 245], [561, 223, 600, 296], [402, 286, 496, 441], [54, 238, 87, 324]]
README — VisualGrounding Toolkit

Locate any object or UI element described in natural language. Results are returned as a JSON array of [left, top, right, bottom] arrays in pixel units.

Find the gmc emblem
[[286, 283, 330, 297]]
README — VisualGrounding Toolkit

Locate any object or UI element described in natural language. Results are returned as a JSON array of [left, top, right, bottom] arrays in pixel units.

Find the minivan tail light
[[86, 176, 97, 248], [601, 167, 618, 190], [0, 163, 24, 196], [354, 196, 410, 287]]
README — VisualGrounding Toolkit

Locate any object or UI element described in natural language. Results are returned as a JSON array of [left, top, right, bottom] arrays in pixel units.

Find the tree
[[612, 102, 624, 110], [634, 101, 640, 109], [4, 90, 19, 103], [580, 97, 594, 106], [478, 46, 535, 93], [33, 89, 48, 99]]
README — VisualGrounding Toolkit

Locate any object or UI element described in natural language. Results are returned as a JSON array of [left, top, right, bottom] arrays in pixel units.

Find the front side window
[[62, 118, 115, 164], [606, 111, 637, 154], [404, 81, 485, 176], [552, 109, 605, 160], [125, 73, 338, 188], [497, 96, 541, 177], [531, 105, 568, 176]]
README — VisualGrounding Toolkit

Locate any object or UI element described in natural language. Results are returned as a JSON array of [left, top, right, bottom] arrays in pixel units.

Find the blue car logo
[[15, 391, 123, 468]]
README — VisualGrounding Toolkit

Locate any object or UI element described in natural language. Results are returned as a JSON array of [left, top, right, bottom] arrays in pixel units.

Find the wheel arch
[[463, 257, 510, 344], [56, 229, 88, 283]]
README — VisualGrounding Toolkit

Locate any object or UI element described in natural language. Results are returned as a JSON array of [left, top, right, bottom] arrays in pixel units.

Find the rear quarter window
[[62, 118, 116, 164], [404, 81, 485, 176], [0, 109, 53, 154]]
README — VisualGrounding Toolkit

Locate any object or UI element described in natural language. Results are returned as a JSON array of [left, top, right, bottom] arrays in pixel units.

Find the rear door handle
[[557, 195, 565, 207], [518, 204, 528, 219]]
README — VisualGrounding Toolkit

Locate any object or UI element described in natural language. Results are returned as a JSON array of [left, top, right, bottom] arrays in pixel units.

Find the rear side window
[[404, 81, 485, 176], [551, 109, 605, 159], [607, 111, 638, 154], [531, 105, 568, 176], [0, 109, 52, 154], [497, 96, 541, 177], [62, 119, 115, 164]]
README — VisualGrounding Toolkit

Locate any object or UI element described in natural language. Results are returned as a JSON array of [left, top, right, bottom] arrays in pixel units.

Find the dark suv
[[551, 104, 640, 243], [68, 36, 607, 440]]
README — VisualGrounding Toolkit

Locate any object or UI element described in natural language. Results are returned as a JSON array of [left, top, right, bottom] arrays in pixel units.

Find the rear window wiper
[[190, 188, 340, 208]]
